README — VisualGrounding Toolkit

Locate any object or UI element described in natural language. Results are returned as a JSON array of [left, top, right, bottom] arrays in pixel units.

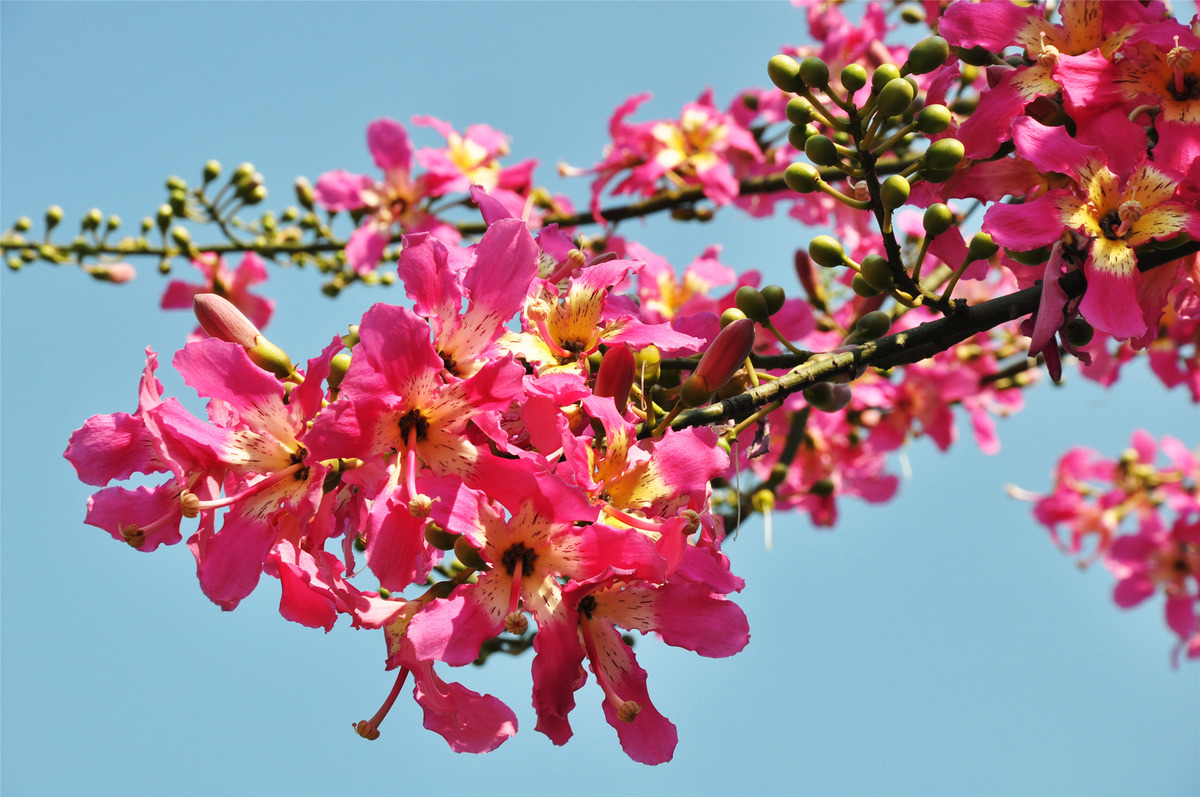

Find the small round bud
[[720, 307, 748, 327], [900, 5, 925, 23], [170, 226, 191, 248], [854, 310, 893, 340], [858, 255, 895, 292], [82, 208, 103, 231], [785, 96, 815, 126], [784, 162, 821, 193], [735, 285, 770, 323], [808, 235, 846, 269], [879, 175, 910, 210], [967, 232, 998, 262], [8, 257, 23, 271], [924, 138, 965, 171], [876, 78, 915, 117], [871, 64, 902, 94], [916, 104, 952, 134], [767, 54, 803, 92], [247, 185, 268, 205], [14, 216, 32, 232], [453, 536, 489, 571], [294, 176, 315, 210], [810, 478, 836, 496], [202, 160, 222, 182], [141, 217, 154, 233], [634, 344, 661, 385], [45, 205, 64, 231], [761, 284, 786, 315], [804, 134, 839, 167], [851, 273, 882, 297], [841, 63, 868, 93], [905, 35, 950, 75], [168, 189, 188, 216], [327, 352, 352, 390], [165, 175, 187, 193], [232, 162, 255, 187], [1064, 317, 1094, 347], [423, 522, 459, 551], [926, 204, 955, 235], [787, 123, 815, 151], [106, 214, 121, 231], [799, 56, 830, 89]]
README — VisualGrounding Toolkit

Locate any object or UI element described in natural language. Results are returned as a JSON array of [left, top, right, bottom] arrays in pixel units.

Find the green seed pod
[[799, 56, 830, 89], [784, 162, 821, 193], [923, 203, 954, 237], [735, 285, 770, 323], [876, 78, 915, 117], [1064, 317, 1095, 347], [967, 232, 998, 262], [879, 175, 910, 210], [761, 284, 786, 315], [916, 104, 952, 134], [854, 310, 893, 340], [871, 64, 902, 94], [785, 96, 816, 126], [841, 63, 868, 93], [859, 255, 895, 293], [808, 235, 846, 269], [905, 35, 950, 75], [804, 134, 839, 167], [202, 160, 222, 182], [851, 273, 882, 297], [924, 138, 965, 171], [720, 307, 748, 328], [767, 54, 803, 92]]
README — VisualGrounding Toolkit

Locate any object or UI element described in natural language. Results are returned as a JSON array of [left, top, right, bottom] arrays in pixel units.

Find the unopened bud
[[916, 104, 952, 134], [684, 317, 756, 405], [720, 308, 748, 327], [85, 263, 137, 283], [82, 208, 103, 231], [202, 160, 222, 182], [45, 205, 64, 232], [328, 352, 351, 390], [785, 96, 816, 126], [453, 536, 488, 571], [905, 35, 950, 75], [594, 344, 636, 415], [294, 176, 315, 210], [247, 336, 296, 379], [194, 293, 261, 349], [924, 138, 965, 171], [879, 175, 910, 210], [634, 345, 661, 386], [423, 522, 460, 551], [761, 284, 786, 315], [841, 63, 868, 93], [853, 310, 892, 341], [767, 54, 803, 92], [858, 255, 894, 293], [876, 78, 915, 117], [808, 235, 846, 269], [785, 162, 821, 193], [967, 232, 998, 262], [851, 273, 882, 297], [923, 203, 954, 237], [170, 226, 191, 249], [232, 162, 255, 189], [804, 382, 852, 412], [871, 64, 902, 94], [735, 286, 770, 323], [804, 134, 839, 167], [14, 216, 32, 232], [799, 56, 830, 89]]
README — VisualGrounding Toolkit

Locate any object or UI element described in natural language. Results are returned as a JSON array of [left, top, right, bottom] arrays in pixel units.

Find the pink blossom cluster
[[1013, 431, 1200, 661], [65, 216, 750, 764]]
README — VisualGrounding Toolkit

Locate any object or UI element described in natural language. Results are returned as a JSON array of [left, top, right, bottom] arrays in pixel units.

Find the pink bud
[[793, 248, 826, 310], [105, 263, 137, 283], [194, 293, 260, 349], [690, 317, 756, 400], [594, 344, 636, 414]]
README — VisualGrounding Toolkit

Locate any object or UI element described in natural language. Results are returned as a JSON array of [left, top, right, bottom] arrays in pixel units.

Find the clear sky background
[[2, 3, 1197, 796]]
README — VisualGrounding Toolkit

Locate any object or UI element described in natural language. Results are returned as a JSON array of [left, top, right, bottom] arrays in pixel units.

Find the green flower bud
[[809, 235, 846, 268], [810, 477, 836, 496], [871, 64, 902, 94], [784, 162, 821, 193], [923, 166, 958, 184], [165, 175, 187, 193], [967, 232, 998, 262], [916, 104, 952, 134], [880, 175, 910, 210], [851, 273, 882, 297], [169, 226, 191, 248], [202, 160, 222, 182], [761, 284, 786, 315], [294, 176, 315, 210], [7, 257, 22, 271], [785, 96, 815, 126], [594, 344, 636, 415], [876, 78, 915, 117], [44, 205, 63, 231], [1064, 317, 1095, 347], [232, 162, 255, 188], [787, 123, 814, 151], [859, 255, 895, 292], [423, 522, 460, 551], [720, 307, 748, 327], [799, 56, 830, 89], [804, 134, 839, 167], [1004, 245, 1052, 266], [106, 214, 121, 231], [14, 216, 32, 232], [900, 5, 925, 23], [82, 208, 103, 231], [327, 352, 352, 390], [923, 203, 954, 237], [841, 63, 868, 93], [453, 536, 488, 571], [735, 285, 770, 323], [854, 310, 893, 340], [905, 35, 949, 75], [767, 54, 803, 92], [247, 185, 268, 205], [924, 138, 965, 171], [70, 235, 89, 253], [803, 382, 851, 413], [168, 189, 188, 216], [634, 344, 661, 385], [141, 217, 154, 234]]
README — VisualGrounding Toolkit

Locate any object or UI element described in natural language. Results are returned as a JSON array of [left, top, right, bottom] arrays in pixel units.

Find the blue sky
[[2, 3, 1197, 795]]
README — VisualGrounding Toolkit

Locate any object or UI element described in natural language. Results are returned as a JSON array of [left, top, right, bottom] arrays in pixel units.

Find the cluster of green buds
[[767, 36, 987, 309], [1, 203, 129, 279]]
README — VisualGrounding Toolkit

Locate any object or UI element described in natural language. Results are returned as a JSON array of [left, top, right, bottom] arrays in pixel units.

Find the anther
[[504, 610, 529, 635], [616, 700, 642, 724], [179, 491, 201, 519], [1036, 32, 1059, 68]]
